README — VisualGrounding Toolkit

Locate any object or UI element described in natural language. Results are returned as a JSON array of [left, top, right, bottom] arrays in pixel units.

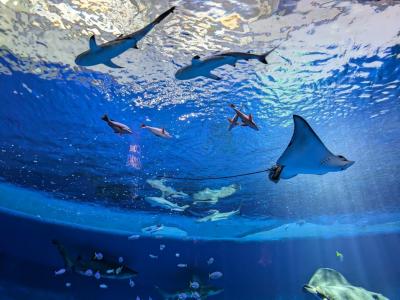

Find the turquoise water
[[0, 0, 400, 299]]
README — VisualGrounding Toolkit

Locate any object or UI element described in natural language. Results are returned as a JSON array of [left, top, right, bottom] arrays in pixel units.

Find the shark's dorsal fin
[[192, 55, 201, 64], [89, 35, 99, 51]]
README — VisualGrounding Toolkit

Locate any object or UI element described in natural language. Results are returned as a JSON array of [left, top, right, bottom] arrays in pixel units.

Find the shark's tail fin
[[229, 103, 236, 108], [153, 6, 176, 25], [258, 54, 268, 64], [101, 114, 110, 122], [181, 205, 190, 210], [52, 240, 74, 270], [259, 44, 280, 64]]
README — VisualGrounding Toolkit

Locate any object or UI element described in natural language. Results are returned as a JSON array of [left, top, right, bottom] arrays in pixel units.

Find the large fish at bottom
[[52, 240, 137, 280], [75, 7, 175, 68]]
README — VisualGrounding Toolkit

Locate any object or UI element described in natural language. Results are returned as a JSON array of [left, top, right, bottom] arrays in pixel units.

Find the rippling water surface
[[1, 0, 400, 234]]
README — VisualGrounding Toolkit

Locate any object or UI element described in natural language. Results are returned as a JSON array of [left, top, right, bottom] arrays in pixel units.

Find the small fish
[[84, 269, 93, 277], [129, 279, 135, 287], [101, 114, 132, 135], [116, 266, 123, 274], [175, 253, 180, 257], [128, 234, 140, 240], [149, 254, 158, 259], [191, 291, 201, 299], [141, 124, 172, 139], [207, 257, 214, 265], [178, 293, 187, 299], [65, 282, 71, 287], [209, 271, 223, 280], [99, 283, 108, 289], [336, 251, 344, 262], [160, 244, 166, 251], [136, 297, 140, 300], [190, 281, 200, 289], [118, 257, 124, 263], [93, 252, 103, 260], [94, 271, 101, 280], [54, 268, 66, 276], [106, 269, 114, 274], [177, 263, 187, 268]]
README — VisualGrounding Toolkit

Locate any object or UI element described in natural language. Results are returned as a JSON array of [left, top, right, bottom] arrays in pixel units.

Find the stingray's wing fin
[[277, 115, 333, 170], [280, 168, 298, 179]]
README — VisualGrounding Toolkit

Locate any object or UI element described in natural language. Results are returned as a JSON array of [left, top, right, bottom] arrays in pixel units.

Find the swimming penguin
[[228, 104, 259, 131], [141, 124, 172, 138], [101, 114, 133, 135], [75, 7, 176, 68]]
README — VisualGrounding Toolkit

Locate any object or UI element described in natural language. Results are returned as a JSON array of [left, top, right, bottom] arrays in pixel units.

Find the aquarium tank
[[0, 0, 399, 299]]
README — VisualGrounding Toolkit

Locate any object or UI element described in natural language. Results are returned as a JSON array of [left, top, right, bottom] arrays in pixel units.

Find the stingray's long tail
[[156, 169, 270, 181]]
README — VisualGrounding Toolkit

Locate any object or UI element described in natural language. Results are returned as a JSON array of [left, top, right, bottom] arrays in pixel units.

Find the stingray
[[269, 115, 354, 182], [303, 268, 388, 300]]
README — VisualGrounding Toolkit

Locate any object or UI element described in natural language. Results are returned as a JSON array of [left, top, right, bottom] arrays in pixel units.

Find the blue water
[[1, 0, 400, 299]]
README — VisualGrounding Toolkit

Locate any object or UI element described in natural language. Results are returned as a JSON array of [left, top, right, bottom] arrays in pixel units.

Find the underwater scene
[[1, 0, 400, 299]]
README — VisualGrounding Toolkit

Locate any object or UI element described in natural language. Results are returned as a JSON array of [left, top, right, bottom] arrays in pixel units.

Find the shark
[[101, 114, 133, 134], [228, 104, 259, 131], [52, 240, 137, 280], [269, 115, 354, 183], [146, 179, 188, 198], [175, 47, 278, 80], [155, 285, 223, 300], [196, 207, 240, 222], [303, 268, 388, 300], [145, 196, 190, 212], [193, 184, 238, 205], [75, 7, 175, 68]]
